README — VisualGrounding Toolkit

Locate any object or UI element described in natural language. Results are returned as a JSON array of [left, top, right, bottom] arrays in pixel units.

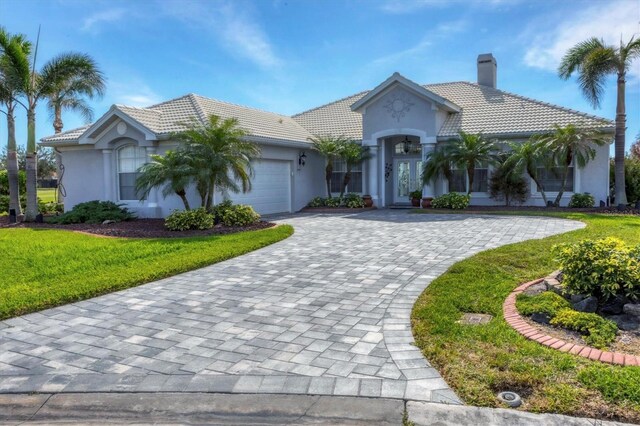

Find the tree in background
[[559, 36, 640, 206], [309, 135, 347, 198], [337, 140, 370, 198], [505, 139, 552, 206], [489, 152, 529, 207], [0, 146, 57, 178]]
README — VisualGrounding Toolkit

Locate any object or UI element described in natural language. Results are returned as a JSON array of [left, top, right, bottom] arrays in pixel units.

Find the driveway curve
[[0, 210, 583, 403]]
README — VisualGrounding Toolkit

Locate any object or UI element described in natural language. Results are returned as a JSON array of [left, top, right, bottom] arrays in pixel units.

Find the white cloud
[[380, 0, 519, 14], [159, 0, 281, 69], [109, 81, 162, 107], [81, 8, 125, 33], [522, 0, 639, 77]]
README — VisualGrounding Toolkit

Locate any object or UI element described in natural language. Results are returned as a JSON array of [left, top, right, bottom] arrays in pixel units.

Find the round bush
[[307, 197, 326, 208], [48, 200, 135, 224], [568, 193, 595, 208], [343, 193, 365, 208], [431, 193, 471, 209], [221, 204, 260, 227], [325, 197, 342, 208], [165, 208, 214, 231], [211, 199, 233, 224]]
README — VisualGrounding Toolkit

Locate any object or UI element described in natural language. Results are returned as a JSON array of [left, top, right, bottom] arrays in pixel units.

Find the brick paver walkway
[[0, 210, 583, 402]]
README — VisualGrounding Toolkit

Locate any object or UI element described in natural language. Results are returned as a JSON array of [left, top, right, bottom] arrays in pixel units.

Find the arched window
[[118, 145, 146, 200]]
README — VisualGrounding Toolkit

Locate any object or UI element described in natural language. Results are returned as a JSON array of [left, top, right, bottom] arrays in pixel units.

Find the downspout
[[54, 147, 66, 205]]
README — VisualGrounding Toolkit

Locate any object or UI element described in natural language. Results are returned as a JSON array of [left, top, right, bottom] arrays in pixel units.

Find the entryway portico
[[351, 72, 459, 208]]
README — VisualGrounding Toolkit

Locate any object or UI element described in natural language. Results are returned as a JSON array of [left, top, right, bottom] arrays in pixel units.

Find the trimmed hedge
[[165, 208, 214, 231], [568, 193, 595, 208], [48, 201, 135, 224], [431, 193, 470, 209]]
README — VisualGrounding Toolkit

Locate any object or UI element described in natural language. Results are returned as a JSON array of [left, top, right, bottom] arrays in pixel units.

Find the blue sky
[[2, 0, 639, 152]]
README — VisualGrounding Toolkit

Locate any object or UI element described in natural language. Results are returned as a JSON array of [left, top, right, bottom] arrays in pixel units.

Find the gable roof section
[[42, 93, 313, 145], [350, 72, 460, 113], [292, 81, 613, 140]]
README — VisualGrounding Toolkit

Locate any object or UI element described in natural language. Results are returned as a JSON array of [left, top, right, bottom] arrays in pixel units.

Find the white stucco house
[[41, 54, 614, 217]]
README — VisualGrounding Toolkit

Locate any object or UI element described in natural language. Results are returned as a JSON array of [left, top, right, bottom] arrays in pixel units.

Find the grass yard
[[0, 225, 293, 320], [411, 212, 640, 423], [37, 188, 58, 203]]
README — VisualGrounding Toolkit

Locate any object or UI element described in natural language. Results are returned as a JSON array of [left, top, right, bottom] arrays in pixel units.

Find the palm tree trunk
[[25, 108, 38, 221], [340, 170, 351, 198], [554, 165, 570, 207], [614, 72, 628, 206], [197, 179, 207, 207], [6, 107, 22, 216], [53, 104, 63, 134], [527, 166, 549, 206], [206, 179, 215, 210], [176, 189, 190, 210], [325, 163, 333, 198], [467, 165, 475, 195]]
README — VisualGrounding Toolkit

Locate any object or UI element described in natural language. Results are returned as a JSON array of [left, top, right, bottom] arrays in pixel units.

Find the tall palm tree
[[135, 150, 192, 210], [173, 115, 260, 210], [309, 135, 347, 198], [46, 53, 105, 134], [337, 140, 370, 198], [422, 146, 453, 187], [0, 28, 30, 216], [447, 132, 498, 195], [537, 124, 608, 206], [559, 36, 640, 206], [504, 139, 550, 206]]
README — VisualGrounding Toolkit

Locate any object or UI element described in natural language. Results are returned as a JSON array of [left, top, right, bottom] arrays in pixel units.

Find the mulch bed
[[301, 207, 377, 213], [425, 205, 640, 215], [0, 216, 276, 238]]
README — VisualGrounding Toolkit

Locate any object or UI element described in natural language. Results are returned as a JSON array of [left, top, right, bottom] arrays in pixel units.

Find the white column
[[102, 149, 113, 201], [367, 145, 379, 205], [145, 146, 159, 208], [421, 142, 436, 199]]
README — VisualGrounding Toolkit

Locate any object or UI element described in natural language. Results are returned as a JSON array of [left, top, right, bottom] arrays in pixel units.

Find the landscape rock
[[606, 314, 640, 332], [102, 220, 116, 225], [570, 294, 589, 304], [572, 296, 598, 313], [623, 303, 640, 318], [530, 313, 551, 325], [523, 282, 547, 296], [599, 295, 628, 315]]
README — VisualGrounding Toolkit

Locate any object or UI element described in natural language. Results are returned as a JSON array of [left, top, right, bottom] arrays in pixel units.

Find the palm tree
[[537, 124, 608, 206], [0, 28, 30, 216], [559, 36, 640, 206], [447, 132, 498, 195], [173, 115, 260, 210], [46, 53, 105, 134], [337, 140, 370, 198], [135, 150, 192, 210], [422, 146, 453, 187], [504, 139, 550, 206], [309, 135, 347, 198]]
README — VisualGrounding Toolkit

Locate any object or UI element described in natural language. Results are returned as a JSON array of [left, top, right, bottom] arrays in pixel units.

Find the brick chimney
[[477, 53, 497, 88]]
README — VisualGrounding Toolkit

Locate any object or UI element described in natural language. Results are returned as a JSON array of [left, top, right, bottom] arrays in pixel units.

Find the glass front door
[[393, 158, 423, 204]]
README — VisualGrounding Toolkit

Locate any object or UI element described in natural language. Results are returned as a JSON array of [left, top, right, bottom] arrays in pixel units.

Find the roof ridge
[[146, 93, 195, 109], [186, 93, 209, 124], [190, 93, 294, 119], [114, 104, 161, 114], [458, 82, 613, 124], [292, 90, 370, 118]]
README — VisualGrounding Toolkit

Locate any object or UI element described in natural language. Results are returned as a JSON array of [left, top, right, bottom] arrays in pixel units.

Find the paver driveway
[[0, 210, 583, 402]]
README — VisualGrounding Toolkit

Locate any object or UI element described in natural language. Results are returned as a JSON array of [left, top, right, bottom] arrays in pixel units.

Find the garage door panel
[[227, 160, 291, 214]]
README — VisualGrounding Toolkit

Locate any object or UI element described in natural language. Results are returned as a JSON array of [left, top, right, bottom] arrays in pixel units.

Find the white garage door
[[229, 159, 292, 214]]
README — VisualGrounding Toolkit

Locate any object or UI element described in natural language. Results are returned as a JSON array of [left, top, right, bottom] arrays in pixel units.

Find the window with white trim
[[118, 145, 146, 201], [331, 158, 363, 194], [536, 166, 574, 192], [448, 162, 489, 193]]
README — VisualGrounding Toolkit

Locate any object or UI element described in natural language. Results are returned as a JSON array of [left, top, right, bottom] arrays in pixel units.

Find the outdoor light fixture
[[298, 151, 307, 167], [402, 136, 411, 154]]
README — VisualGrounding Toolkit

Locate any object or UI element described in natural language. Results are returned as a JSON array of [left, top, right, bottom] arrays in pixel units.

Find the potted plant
[[362, 194, 374, 208], [421, 197, 433, 208], [409, 190, 422, 207]]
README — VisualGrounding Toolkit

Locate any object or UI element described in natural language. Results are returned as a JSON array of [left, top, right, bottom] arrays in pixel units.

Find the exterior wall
[[57, 147, 104, 210], [362, 86, 437, 141]]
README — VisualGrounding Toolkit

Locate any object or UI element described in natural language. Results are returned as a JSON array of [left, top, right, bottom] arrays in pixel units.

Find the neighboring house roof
[[41, 81, 613, 146], [292, 81, 614, 140], [42, 93, 313, 145]]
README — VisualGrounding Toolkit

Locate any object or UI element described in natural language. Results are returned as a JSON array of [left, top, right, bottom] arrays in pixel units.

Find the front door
[[393, 158, 423, 204]]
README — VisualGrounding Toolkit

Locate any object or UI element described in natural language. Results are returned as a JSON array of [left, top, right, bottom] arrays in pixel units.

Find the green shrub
[[39, 202, 64, 215], [568, 193, 595, 208], [165, 208, 214, 231], [431, 193, 471, 209], [550, 308, 618, 349], [610, 157, 640, 204], [516, 291, 571, 317], [221, 204, 260, 227], [578, 365, 640, 404], [307, 196, 326, 208], [48, 201, 135, 224], [211, 199, 233, 224], [343, 193, 365, 208], [554, 237, 640, 300], [325, 197, 342, 208]]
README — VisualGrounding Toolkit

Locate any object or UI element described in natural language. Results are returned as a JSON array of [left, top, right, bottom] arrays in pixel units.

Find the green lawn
[[37, 188, 58, 203], [0, 225, 293, 319], [411, 212, 640, 423]]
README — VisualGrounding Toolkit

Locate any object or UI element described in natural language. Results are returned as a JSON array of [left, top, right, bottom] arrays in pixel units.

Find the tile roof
[[292, 82, 613, 140], [39, 125, 91, 144]]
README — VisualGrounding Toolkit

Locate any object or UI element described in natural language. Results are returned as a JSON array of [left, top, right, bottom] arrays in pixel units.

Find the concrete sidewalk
[[1, 393, 632, 425]]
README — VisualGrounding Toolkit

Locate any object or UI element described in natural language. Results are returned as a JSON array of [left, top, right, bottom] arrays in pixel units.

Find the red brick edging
[[503, 279, 639, 366]]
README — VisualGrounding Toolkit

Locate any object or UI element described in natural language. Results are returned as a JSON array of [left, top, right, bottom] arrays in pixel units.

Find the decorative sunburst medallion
[[384, 94, 414, 122]]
